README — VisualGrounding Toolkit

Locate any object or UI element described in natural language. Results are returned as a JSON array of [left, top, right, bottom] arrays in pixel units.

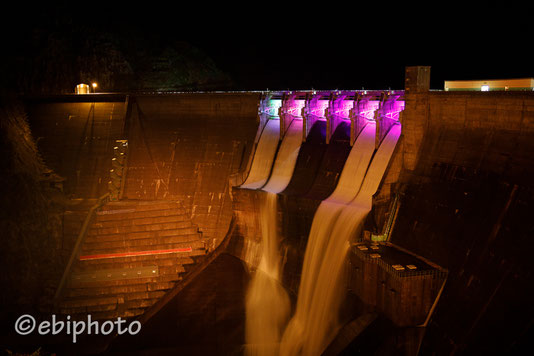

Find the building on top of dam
[[444, 77, 534, 91]]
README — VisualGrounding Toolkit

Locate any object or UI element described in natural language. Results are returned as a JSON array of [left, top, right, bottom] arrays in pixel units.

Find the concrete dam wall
[[389, 90, 534, 354], [26, 93, 260, 246], [122, 94, 259, 244], [19, 74, 534, 355], [25, 97, 128, 198]]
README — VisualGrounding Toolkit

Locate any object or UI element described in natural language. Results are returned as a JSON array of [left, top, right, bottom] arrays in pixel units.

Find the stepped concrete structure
[[58, 200, 205, 320]]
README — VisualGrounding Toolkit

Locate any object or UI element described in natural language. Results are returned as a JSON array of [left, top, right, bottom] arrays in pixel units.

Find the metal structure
[[108, 140, 129, 201], [259, 90, 404, 145]]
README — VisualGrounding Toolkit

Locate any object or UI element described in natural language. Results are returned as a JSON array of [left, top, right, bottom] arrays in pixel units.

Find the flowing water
[[244, 119, 303, 356], [245, 192, 291, 356], [262, 119, 303, 194], [280, 123, 401, 356], [242, 116, 401, 356]]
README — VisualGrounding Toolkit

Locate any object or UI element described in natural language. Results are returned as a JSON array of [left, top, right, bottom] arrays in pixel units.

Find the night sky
[[2, 2, 532, 91]]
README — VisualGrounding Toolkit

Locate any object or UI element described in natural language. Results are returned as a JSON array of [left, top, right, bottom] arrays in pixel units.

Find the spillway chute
[[240, 119, 281, 190], [351, 123, 402, 208], [262, 118, 304, 194], [326, 121, 377, 204]]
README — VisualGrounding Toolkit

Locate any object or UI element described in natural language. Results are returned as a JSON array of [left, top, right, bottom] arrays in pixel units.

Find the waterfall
[[244, 118, 303, 355], [242, 113, 401, 355], [245, 192, 291, 356], [280, 124, 401, 356]]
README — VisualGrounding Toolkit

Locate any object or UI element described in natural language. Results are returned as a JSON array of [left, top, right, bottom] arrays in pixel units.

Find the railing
[[419, 275, 448, 327], [109, 140, 128, 201], [371, 192, 401, 242], [53, 193, 110, 305]]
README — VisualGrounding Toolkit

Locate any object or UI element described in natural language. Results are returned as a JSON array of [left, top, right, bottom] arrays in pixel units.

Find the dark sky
[[3, 2, 533, 91]]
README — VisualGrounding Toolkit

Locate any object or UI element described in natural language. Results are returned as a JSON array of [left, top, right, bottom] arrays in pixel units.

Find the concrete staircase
[[58, 200, 206, 320]]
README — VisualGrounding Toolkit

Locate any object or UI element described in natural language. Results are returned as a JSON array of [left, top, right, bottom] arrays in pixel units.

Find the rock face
[[0, 99, 66, 323]]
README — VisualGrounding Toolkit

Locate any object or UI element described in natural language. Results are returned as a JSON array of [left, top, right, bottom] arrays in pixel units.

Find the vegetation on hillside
[[0, 98, 65, 325]]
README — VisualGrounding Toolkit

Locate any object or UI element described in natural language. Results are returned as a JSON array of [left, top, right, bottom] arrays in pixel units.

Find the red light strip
[[79, 247, 193, 261]]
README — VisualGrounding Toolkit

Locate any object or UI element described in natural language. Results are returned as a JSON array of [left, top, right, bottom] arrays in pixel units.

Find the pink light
[[383, 100, 405, 121], [354, 100, 381, 121], [286, 100, 306, 116]]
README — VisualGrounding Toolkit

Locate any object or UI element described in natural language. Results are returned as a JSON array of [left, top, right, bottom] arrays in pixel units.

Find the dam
[[1, 66, 533, 355]]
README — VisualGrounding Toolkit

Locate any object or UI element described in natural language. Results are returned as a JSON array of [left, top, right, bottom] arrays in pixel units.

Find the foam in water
[[280, 124, 401, 356]]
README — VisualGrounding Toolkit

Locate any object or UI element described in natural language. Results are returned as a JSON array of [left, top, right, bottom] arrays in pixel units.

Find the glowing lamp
[[481, 85, 489, 91], [75, 84, 90, 94]]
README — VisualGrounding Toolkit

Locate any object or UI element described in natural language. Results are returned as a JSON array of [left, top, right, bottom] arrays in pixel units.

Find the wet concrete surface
[[108, 253, 249, 356]]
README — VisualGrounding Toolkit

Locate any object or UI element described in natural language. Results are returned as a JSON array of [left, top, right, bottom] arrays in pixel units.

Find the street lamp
[[92, 82, 98, 93]]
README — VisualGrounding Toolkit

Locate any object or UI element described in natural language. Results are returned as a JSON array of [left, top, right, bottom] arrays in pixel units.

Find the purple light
[[353, 100, 381, 121], [314, 100, 329, 117], [337, 100, 354, 120], [327, 94, 353, 121], [383, 100, 405, 121], [286, 100, 306, 117]]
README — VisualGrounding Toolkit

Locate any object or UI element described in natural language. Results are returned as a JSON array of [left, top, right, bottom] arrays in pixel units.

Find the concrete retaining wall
[[123, 94, 260, 244]]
